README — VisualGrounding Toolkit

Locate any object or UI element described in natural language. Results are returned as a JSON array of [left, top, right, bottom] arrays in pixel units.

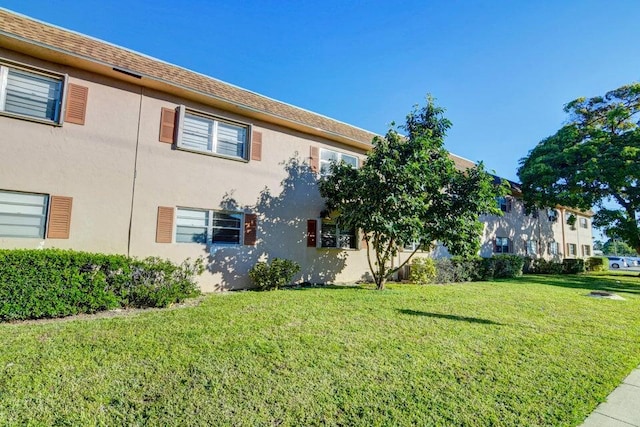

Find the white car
[[625, 257, 639, 267], [607, 257, 629, 269]]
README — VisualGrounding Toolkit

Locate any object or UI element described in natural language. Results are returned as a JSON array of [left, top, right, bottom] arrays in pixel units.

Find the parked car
[[625, 257, 639, 267], [607, 257, 629, 269]]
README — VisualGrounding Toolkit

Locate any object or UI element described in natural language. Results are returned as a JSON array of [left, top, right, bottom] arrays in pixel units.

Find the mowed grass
[[1, 274, 640, 426]]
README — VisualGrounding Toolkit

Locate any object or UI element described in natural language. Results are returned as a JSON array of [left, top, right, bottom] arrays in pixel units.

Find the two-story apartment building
[[0, 9, 592, 291]]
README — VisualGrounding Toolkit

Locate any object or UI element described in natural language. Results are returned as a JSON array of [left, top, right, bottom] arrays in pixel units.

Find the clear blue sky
[[3, 0, 639, 181]]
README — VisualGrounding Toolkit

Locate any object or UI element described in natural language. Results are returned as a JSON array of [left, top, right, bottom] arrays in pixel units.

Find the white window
[[0, 64, 64, 123], [177, 107, 249, 160], [579, 218, 588, 229], [320, 219, 356, 249], [496, 196, 511, 213], [0, 190, 49, 238], [548, 241, 559, 256], [403, 241, 423, 252], [176, 207, 242, 245], [495, 237, 510, 253], [567, 243, 577, 256], [582, 245, 591, 256], [547, 209, 558, 222], [319, 148, 358, 176], [526, 240, 538, 255]]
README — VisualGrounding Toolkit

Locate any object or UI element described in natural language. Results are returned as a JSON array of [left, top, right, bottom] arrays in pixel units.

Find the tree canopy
[[518, 83, 640, 254], [319, 97, 507, 290], [602, 239, 637, 257]]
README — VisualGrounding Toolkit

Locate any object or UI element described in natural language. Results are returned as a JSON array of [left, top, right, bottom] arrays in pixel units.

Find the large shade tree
[[319, 97, 507, 290], [518, 84, 640, 254]]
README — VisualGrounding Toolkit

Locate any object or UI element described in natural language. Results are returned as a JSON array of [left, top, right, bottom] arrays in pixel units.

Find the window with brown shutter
[[46, 196, 73, 239], [156, 206, 174, 243], [309, 146, 319, 173], [307, 219, 317, 247], [244, 213, 257, 246], [251, 131, 262, 161], [64, 83, 88, 125], [159, 107, 176, 143]]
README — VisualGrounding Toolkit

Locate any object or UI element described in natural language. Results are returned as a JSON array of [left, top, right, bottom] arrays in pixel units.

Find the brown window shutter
[[46, 196, 73, 239], [64, 84, 88, 125], [251, 131, 262, 161], [309, 146, 319, 173], [159, 107, 177, 143], [156, 207, 174, 243], [244, 213, 257, 246], [307, 219, 317, 247]]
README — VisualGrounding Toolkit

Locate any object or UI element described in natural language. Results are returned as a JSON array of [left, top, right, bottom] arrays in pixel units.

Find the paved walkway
[[581, 367, 640, 426]]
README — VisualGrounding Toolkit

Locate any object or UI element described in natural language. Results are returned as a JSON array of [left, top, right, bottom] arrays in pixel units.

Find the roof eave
[[0, 32, 373, 151]]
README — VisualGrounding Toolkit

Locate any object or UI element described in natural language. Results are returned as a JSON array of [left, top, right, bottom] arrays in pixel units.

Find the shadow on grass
[[518, 274, 640, 295], [397, 309, 505, 325]]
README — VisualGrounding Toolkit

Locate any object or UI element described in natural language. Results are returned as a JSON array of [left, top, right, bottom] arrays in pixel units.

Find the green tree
[[319, 97, 507, 290], [602, 239, 636, 256], [518, 84, 640, 254]]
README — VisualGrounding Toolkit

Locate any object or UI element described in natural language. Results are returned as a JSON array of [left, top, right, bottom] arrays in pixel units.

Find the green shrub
[[483, 255, 525, 279], [525, 258, 564, 274], [585, 257, 608, 272], [0, 249, 203, 321], [562, 258, 586, 274], [451, 256, 486, 282], [409, 257, 436, 285], [120, 257, 204, 308], [433, 259, 454, 283], [249, 258, 301, 290]]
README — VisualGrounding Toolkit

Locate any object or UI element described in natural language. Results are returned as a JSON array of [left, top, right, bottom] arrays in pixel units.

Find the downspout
[[126, 86, 144, 257]]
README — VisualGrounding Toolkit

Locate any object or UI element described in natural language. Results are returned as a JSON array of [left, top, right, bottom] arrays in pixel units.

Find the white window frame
[[567, 243, 577, 256], [403, 241, 423, 252], [548, 241, 559, 256], [175, 105, 251, 161], [0, 189, 49, 239], [582, 245, 591, 256], [319, 148, 359, 177], [319, 218, 357, 249], [526, 240, 538, 255], [495, 237, 510, 254], [0, 60, 67, 125], [496, 196, 512, 213], [175, 207, 243, 246], [579, 218, 588, 229]]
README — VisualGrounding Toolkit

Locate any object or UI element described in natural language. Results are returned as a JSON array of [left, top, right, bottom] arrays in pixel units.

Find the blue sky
[[3, 0, 639, 181]]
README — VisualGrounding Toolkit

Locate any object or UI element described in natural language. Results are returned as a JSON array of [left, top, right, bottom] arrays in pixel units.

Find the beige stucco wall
[[0, 49, 140, 254], [0, 49, 595, 292], [122, 89, 375, 291]]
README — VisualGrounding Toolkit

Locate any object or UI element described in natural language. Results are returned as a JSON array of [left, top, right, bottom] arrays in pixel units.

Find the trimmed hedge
[[562, 258, 586, 274], [415, 255, 525, 284], [586, 257, 609, 272], [0, 249, 203, 321]]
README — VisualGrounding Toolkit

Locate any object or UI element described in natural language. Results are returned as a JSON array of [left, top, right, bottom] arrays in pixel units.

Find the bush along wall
[[413, 254, 525, 284], [585, 257, 609, 272], [0, 249, 203, 321]]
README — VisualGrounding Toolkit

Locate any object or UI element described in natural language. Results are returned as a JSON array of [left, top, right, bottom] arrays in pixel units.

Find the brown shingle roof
[[0, 8, 493, 175], [0, 8, 376, 146]]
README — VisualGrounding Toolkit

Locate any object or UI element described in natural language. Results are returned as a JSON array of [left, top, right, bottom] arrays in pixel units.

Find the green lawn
[[1, 274, 639, 426]]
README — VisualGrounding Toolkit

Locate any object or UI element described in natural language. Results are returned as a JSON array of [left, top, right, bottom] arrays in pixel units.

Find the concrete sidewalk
[[581, 367, 640, 426]]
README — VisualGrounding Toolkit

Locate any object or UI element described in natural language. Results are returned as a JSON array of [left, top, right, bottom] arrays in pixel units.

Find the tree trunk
[[376, 276, 386, 291]]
